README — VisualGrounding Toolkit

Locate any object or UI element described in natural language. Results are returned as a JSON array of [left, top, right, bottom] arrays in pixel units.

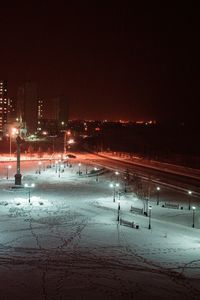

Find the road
[[79, 152, 200, 196]]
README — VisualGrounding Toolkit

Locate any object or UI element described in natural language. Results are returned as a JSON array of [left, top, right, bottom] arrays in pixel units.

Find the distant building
[[45, 95, 69, 124], [0, 80, 8, 134], [7, 97, 17, 120], [39, 95, 69, 133], [37, 98, 43, 120], [17, 81, 38, 134]]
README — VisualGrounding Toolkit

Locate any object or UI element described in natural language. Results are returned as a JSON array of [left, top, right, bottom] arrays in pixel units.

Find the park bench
[[164, 203, 179, 209], [120, 218, 139, 229], [130, 206, 143, 215]]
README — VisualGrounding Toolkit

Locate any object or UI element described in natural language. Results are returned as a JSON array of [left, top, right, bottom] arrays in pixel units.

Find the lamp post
[[6, 165, 12, 179], [38, 161, 42, 174], [148, 206, 152, 229], [117, 200, 120, 222], [188, 190, 192, 210], [78, 163, 81, 175], [156, 186, 160, 205], [24, 183, 35, 204], [192, 206, 196, 228], [124, 176, 127, 193], [58, 159, 61, 177], [66, 155, 69, 166], [110, 183, 119, 202], [14, 135, 22, 186], [115, 171, 119, 183], [94, 167, 99, 182]]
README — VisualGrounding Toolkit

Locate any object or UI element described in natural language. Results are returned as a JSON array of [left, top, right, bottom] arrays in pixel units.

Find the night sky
[[1, 2, 199, 122]]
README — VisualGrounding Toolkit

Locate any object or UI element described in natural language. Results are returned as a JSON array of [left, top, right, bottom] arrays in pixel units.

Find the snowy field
[[0, 157, 200, 300]]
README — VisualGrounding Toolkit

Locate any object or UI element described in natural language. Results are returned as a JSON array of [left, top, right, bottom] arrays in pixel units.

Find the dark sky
[[1, 1, 199, 122]]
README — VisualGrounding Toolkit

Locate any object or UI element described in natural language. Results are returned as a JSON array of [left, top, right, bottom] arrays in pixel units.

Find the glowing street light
[[115, 171, 120, 183], [24, 183, 35, 204], [148, 206, 152, 229], [188, 190, 192, 210], [6, 165, 12, 179], [156, 186, 160, 205], [65, 155, 69, 166], [94, 167, 99, 182], [192, 206, 196, 228], [110, 183, 119, 202], [64, 130, 71, 154], [68, 139, 75, 145]]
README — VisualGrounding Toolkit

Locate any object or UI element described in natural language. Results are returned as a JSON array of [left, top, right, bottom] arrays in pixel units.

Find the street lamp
[[148, 206, 152, 229], [188, 190, 192, 210], [38, 161, 42, 174], [78, 163, 81, 175], [115, 171, 120, 183], [94, 167, 99, 182], [65, 155, 69, 166], [192, 206, 196, 228], [156, 186, 160, 205], [117, 200, 120, 222], [110, 183, 119, 202], [58, 159, 61, 177], [6, 165, 12, 179], [124, 176, 127, 193], [24, 183, 35, 204]]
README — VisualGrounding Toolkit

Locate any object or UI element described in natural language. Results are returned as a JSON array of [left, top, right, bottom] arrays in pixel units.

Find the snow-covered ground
[[0, 158, 200, 299]]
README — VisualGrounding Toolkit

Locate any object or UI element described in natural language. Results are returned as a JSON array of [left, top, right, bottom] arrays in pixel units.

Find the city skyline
[[1, 2, 199, 123]]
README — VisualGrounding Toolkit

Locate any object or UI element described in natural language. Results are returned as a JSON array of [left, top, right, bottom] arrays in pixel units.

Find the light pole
[[117, 200, 120, 222], [64, 130, 71, 154], [6, 165, 12, 179], [58, 159, 61, 177], [38, 161, 42, 174], [24, 183, 35, 204], [124, 176, 127, 193], [115, 171, 119, 183], [156, 186, 160, 205], [94, 167, 99, 182], [66, 155, 69, 166], [78, 163, 81, 175], [110, 183, 119, 202], [192, 206, 196, 228], [148, 206, 152, 229], [188, 190, 192, 210]]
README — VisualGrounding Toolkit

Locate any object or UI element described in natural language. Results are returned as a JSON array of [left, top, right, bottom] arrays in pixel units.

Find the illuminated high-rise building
[[37, 98, 43, 120], [0, 80, 8, 134]]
